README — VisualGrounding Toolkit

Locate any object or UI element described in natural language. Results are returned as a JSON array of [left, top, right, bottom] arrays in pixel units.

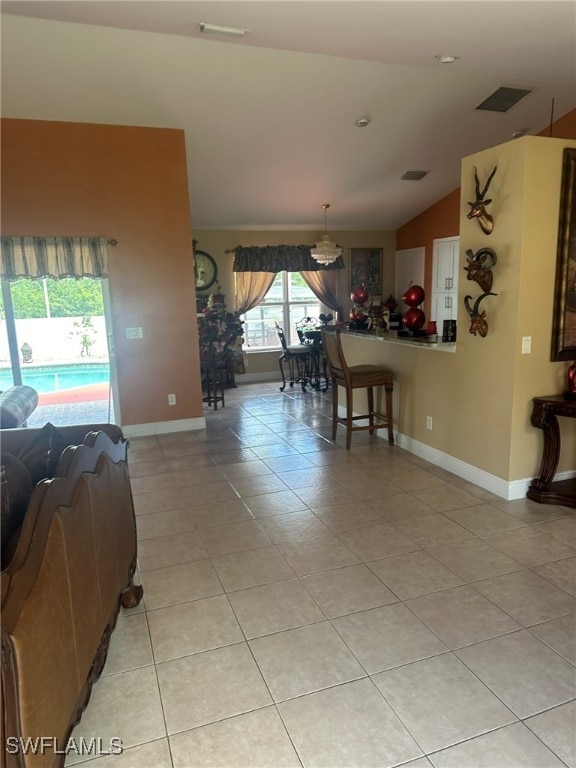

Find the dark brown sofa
[[1, 424, 142, 768]]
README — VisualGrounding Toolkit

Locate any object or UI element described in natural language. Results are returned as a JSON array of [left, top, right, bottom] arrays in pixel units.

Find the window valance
[[233, 245, 345, 273], [0, 236, 110, 279]]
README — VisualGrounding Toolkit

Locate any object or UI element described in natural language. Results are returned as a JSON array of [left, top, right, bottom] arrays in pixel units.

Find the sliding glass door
[[0, 276, 116, 426]]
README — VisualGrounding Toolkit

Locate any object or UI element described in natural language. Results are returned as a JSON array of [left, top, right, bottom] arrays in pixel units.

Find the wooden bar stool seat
[[321, 327, 394, 449]]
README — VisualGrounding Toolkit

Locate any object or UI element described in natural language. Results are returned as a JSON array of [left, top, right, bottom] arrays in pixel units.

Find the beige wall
[[462, 136, 576, 480], [345, 135, 576, 487], [1, 118, 203, 428], [193, 229, 396, 375]]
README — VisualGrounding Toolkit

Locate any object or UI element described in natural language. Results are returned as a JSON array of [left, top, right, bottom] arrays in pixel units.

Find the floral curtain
[[233, 244, 344, 273], [0, 236, 109, 279], [235, 271, 277, 316]]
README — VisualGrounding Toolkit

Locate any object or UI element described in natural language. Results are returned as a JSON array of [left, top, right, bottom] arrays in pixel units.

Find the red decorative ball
[[402, 284, 425, 307], [402, 307, 426, 331], [350, 285, 369, 306], [349, 308, 369, 322]]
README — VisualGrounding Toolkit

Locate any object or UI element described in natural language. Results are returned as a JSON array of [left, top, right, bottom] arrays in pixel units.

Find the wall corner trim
[[122, 417, 206, 437]]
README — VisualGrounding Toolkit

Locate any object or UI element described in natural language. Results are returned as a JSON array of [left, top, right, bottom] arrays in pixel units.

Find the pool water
[[0, 364, 110, 394]]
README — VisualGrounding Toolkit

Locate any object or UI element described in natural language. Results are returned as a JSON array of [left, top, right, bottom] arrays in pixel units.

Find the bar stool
[[321, 327, 394, 449], [200, 355, 225, 410]]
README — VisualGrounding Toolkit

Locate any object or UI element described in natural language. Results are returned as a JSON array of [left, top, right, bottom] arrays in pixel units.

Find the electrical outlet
[[168, 394, 176, 406], [426, 416, 433, 430], [521, 336, 532, 354]]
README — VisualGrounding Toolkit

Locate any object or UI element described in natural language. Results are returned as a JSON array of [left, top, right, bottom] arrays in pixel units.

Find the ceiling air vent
[[400, 171, 428, 181], [476, 86, 533, 113]]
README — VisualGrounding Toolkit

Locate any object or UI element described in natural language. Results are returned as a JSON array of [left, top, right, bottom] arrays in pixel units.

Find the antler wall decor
[[464, 292, 497, 337], [467, 166, 498, 234], [464, 247, 498, 293]]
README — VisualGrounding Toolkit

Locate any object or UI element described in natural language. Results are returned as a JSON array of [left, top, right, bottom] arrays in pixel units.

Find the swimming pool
[[0, 363, 110, 394]]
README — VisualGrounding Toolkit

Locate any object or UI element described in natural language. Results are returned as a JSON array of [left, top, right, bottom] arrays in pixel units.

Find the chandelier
[[310, 203, 342, 265]]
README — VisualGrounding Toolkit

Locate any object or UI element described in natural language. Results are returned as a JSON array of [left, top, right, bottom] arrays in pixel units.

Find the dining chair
[[276, 324, 312, 392], [321, 327, 394, 449]]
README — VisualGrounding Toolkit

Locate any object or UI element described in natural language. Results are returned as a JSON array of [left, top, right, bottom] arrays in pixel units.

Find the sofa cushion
[[17, 422, 69, 486], [1, 455, 33, 561], [1, 423, 68, 567]]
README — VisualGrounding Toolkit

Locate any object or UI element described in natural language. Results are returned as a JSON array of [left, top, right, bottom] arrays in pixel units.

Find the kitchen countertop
[[341, 328, 457, 353]]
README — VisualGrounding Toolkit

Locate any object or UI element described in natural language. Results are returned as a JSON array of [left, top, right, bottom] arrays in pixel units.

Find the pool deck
[[28, 399, 114, 428]]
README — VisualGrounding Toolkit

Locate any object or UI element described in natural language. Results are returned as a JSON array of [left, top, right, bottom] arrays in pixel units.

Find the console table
[[527, 395, 576, 508]]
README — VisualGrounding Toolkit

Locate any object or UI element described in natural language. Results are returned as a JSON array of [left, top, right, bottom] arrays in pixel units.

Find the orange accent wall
[[396, 109, 576, 300], [537, 108, 576, 139], [395, 188, 460, 299], [1, 118, 203, 427]]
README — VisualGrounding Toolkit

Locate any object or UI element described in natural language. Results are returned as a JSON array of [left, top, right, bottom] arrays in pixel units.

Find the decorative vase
[[384, 295, 398, 312]]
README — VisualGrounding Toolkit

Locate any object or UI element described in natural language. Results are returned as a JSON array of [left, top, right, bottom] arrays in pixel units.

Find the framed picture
[[350, 248, 382, 294], [551, 148, 576, 361]]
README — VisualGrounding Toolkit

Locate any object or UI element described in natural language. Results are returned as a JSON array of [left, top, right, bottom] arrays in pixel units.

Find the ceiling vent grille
[[476, 86, 533, 113], [400, 170, 428, 181]]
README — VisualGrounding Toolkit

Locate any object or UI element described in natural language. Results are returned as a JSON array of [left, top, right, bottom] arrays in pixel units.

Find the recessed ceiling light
[[435, 55, 460, 64], [199, 22, 250, 37], [355, 116, 372, 128]]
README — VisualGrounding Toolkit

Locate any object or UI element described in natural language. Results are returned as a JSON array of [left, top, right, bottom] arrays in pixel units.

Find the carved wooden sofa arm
[[1, 425, 142, 768]]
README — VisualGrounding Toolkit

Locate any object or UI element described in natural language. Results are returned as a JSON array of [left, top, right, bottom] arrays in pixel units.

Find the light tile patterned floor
[[67, 382, 576, 768]]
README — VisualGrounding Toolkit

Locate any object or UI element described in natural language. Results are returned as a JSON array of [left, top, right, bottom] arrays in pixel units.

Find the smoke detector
[[355, 116, 372, 128], [435, 55, 460, 64], [199, 22, 250, 37]]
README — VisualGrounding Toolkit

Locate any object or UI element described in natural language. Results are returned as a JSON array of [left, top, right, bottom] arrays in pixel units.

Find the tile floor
[[68, 382, 576, 768]]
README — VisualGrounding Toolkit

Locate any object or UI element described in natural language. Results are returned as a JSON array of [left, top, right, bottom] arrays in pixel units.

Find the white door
[[395, 247, 425, 308]]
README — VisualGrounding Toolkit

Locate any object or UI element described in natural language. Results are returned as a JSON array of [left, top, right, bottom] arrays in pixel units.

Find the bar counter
[[341, 328, 457, 353]]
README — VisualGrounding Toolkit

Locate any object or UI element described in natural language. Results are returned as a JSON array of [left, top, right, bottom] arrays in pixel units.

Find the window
[[240, 272, 321, 349]]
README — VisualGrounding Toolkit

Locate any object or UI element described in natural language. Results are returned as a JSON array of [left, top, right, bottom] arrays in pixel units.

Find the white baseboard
[[393, 431, 575, 501], [122, 417, 206, 437]]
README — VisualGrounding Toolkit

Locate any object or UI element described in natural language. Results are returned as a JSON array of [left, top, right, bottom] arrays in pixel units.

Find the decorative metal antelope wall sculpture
[[464, 247, 498, 293], [467, 166, 498, 235], [464, 292, 497, 337]]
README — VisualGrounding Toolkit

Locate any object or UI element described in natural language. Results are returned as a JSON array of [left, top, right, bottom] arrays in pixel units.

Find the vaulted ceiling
[[2, 1, 575, 230]]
